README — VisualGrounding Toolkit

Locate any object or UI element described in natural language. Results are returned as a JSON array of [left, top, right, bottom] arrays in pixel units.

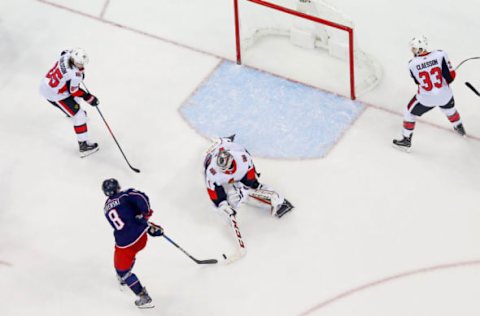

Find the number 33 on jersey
[[408, 50, 456, 106]]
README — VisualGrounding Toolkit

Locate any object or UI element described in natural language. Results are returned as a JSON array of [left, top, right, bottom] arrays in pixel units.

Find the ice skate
[[135, 288, 154, 309], [79, 141, 99, 158], [274, 199, 294, 218], [454, 123, 466, 137], [392, 136, 412, 153]]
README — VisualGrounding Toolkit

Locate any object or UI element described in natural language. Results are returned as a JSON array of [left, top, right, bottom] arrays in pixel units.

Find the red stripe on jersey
[[71, 87, 85, 97], [207, 188, 218, 201], [403, 121, 416, 130], [58, 100, 75, 116], [74, 124, 88, 134], [448, 112, 460, 123], [58, 83, 68, 94], [246, 167, 256, 181]]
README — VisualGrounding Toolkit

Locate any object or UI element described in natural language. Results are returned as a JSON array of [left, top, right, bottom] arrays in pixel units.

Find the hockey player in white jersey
[[393, 36, 465, 152], [40, 48, 100, 157], [203, 135, 294, 222]]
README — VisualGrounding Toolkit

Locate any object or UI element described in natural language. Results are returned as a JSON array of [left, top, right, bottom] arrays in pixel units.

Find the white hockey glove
[[226, 183, 249, 209], [218, 201, 237, 218]]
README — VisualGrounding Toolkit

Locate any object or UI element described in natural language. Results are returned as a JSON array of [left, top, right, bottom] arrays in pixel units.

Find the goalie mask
[[409, 36, 428, 56], [216, 149, 234, 172]]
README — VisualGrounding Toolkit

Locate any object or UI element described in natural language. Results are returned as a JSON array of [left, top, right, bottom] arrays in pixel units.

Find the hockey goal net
[[234, 0, 381, 100]]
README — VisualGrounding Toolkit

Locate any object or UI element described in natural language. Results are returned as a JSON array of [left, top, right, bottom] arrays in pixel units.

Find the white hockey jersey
[[39, 51, 84, 102], [204, 139, 254, 192], [408, 50, 456, 106]]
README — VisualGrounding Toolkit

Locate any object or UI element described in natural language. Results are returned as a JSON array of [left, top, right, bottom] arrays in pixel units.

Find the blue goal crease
[[180, 60, 364, 159]]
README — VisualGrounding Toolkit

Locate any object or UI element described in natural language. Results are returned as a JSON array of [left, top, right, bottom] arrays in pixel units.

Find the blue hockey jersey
[[103, 188, 151, 248]]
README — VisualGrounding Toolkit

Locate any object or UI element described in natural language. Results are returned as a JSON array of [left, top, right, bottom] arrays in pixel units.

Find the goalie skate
[[274, 199, 294, 218]]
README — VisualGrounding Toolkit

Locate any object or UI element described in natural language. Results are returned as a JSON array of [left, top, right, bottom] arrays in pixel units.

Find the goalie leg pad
[[248, 187, 285, 216]]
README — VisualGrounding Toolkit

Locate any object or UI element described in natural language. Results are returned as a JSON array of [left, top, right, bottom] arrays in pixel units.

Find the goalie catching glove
[[147, 222, 164, 237]]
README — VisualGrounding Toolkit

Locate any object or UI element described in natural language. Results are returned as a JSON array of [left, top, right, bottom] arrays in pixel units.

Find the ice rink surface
[[1, 0, 480, 315]]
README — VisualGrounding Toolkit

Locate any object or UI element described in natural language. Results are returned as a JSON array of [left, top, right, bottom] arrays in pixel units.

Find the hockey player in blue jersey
[[102, 178, 164, 309]]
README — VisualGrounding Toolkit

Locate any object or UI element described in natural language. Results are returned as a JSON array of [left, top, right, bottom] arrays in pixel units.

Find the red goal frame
[[233, 0, 356, 100]]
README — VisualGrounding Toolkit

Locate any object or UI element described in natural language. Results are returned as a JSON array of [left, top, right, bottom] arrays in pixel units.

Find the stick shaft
[[163, 234, 218, 264], [81, 82, 140, 173], [455, 57, 480, 71], [465, 82, 480, 96]]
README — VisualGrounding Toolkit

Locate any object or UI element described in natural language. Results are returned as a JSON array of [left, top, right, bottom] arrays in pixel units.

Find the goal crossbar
[[234, 0, 356, 100]]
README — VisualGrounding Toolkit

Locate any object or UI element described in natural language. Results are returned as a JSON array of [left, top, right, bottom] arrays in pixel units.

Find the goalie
[[203, 135, 294, 223]]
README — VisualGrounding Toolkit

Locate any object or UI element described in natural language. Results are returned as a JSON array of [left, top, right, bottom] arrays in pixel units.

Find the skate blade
[[80, 147, 99, 158], [137, 302, 155, 309], [392, 143, 411, 153]]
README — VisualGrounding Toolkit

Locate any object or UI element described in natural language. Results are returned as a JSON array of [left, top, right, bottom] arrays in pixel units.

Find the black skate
[[392, 136, 412, 153], [224, 134, 236, 142], [135, 288, 154, 309], [275, 199, 294, 218], [454, 123, 466, 137], [79, 141, 99, 158]]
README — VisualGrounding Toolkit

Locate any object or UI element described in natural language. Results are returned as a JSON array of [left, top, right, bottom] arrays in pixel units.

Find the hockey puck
[[222, 254, 227, 260]]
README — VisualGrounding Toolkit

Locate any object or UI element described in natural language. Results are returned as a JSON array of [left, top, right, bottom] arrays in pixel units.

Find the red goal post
[[233, 0, 356, 100]]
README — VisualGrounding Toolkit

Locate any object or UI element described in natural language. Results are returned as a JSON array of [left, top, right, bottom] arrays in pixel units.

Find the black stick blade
[[465, 82, 480, 96], [196, 259, 218, 264]]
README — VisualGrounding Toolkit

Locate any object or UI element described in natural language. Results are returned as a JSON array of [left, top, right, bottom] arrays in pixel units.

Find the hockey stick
[[454, 57, 480, 71], [465, 82, 480, 97], [82, 83, 140, 173], [222, 215, 246, 264], [162, 234, 218, 265]]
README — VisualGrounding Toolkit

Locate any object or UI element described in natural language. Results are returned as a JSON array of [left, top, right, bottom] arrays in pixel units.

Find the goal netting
[[234, 0, 382, 99]]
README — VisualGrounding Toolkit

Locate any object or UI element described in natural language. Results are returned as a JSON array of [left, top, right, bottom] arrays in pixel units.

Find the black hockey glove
[[83, 93, 99, 106], [147, 222, 164, 237]]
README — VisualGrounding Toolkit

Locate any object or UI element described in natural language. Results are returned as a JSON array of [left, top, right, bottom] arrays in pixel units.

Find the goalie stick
[[163, 234, 218, 265], [222, 215, 247, 264], [465, 82, 480, 97]]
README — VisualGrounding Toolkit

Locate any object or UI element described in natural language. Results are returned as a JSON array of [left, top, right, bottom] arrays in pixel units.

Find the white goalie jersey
[[203, 137, 293, 218], [205, 138, 253, 194]]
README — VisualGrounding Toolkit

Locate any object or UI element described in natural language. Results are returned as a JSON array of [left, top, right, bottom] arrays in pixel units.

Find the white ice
[[1, 0, 480, 315]]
